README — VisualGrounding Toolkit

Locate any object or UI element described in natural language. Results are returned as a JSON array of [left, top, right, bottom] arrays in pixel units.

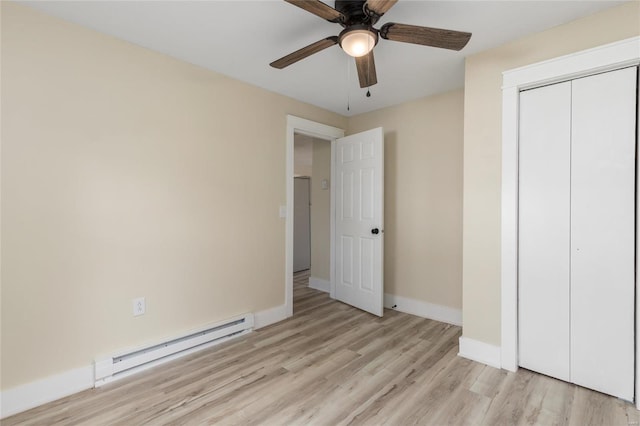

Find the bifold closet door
[[518, 81, 572, 382], [570, 67, 636, 401], [519, 67, 637, 401]]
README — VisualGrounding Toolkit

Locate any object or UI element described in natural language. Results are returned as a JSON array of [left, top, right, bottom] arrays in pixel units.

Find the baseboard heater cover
[[94, 313, 254, 386]]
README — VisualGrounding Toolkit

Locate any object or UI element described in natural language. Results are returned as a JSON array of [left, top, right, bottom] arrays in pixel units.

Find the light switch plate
[[133, 297, 145, 316], [321, 179, 329, 190], [279, 205, 287, 218]]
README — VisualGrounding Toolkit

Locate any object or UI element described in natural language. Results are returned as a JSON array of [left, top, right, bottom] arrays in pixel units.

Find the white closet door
[[518, 82, 572, 381], [570, 67, 637, 401]]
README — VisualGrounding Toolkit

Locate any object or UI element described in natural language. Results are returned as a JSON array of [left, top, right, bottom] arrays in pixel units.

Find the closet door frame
[[500, 36, 640, 407]]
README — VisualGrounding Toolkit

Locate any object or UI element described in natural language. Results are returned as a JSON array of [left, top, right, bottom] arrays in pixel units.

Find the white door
[[570, 67, 636, 401], [293, 177, 311, 272], [518, 81, 572, 382], [335, 128, 384, 316]]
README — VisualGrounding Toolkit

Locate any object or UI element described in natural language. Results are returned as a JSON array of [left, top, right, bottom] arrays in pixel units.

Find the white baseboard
[[384, 293, 462, 326], [0, 365, 94, 419], [308, 277, 330, 293], [254, 304, 288, 329], [458, 336, 502, 369]]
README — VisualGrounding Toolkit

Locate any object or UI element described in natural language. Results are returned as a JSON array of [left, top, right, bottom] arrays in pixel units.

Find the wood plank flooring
[[4, 270, 638, 425]]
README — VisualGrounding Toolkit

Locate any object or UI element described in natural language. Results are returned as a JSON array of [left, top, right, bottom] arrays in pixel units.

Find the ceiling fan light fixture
[[339, 28, 377, 57]]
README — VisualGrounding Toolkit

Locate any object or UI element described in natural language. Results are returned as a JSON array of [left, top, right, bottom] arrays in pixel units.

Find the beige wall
[[462, 2, 640, 346], [348, 90, 464, 310], [310, 139, 331, 281], [0, 2, 346, 390], [293, 135, 313, 177]]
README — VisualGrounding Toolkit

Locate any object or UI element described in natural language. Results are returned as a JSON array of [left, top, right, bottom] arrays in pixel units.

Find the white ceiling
[[22, 0, 626, 116]]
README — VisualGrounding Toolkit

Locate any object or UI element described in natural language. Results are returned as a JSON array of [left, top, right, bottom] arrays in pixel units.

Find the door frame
[[500, 36, 640, 407], [285, 115, 345, 317]]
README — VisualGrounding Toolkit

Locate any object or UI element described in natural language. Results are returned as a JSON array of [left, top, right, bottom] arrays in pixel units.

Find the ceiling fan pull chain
[[367, 37, 372, 94], [347, 56, 351, 111]]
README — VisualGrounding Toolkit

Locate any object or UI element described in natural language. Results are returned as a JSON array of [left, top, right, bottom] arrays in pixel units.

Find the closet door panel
[[570, 67, 637, 401], [518, 82, 572, 381]]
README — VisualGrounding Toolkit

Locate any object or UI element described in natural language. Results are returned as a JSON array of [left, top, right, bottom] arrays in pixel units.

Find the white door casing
[[500, 37, 640, 378], [501, 37, 639, 406], [285, 116, 344, 319], [335, 128, 384, 316]]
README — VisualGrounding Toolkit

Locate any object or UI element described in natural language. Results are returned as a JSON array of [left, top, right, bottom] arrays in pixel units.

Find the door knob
[[371, 228, 380, 235]]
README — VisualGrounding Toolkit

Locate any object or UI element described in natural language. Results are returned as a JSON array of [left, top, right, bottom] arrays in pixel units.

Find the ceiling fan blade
[[270, 36, 339, 69], [365, 0, 398, 17], [355, 51, 377, 88], [285, 0, 345, 23], [380, 22, 472, 51]]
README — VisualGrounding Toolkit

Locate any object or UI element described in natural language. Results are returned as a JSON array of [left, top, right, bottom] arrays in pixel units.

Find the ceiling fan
[[270, 0, 472, 88]]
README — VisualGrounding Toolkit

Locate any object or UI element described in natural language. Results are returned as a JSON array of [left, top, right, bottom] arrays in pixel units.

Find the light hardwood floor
[[5, 270, 638, 425]]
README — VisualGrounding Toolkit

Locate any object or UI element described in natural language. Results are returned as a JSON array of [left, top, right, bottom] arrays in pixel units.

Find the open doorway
[[293, 134, 332, 313], [285, 116, 344, 318], [286, 116, 385, 318], [293, 135, 312, 274]]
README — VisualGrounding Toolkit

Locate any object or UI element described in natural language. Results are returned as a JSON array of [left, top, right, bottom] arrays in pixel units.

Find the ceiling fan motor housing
[[335, 0, 380, 26]]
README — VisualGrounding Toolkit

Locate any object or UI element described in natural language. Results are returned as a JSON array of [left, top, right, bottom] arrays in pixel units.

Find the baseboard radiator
[[94, 313, 254, 386]]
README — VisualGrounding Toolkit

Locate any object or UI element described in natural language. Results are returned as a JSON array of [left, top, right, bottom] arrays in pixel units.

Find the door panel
[[335, 128, 384, 316], [570, 67, 636, 401], [360, 238, 374, 291], [518, 82, 572, 381], [341, 236, 353, 285]]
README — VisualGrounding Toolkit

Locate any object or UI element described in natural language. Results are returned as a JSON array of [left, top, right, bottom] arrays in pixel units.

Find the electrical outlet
[[132, 297, 145, 316]]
